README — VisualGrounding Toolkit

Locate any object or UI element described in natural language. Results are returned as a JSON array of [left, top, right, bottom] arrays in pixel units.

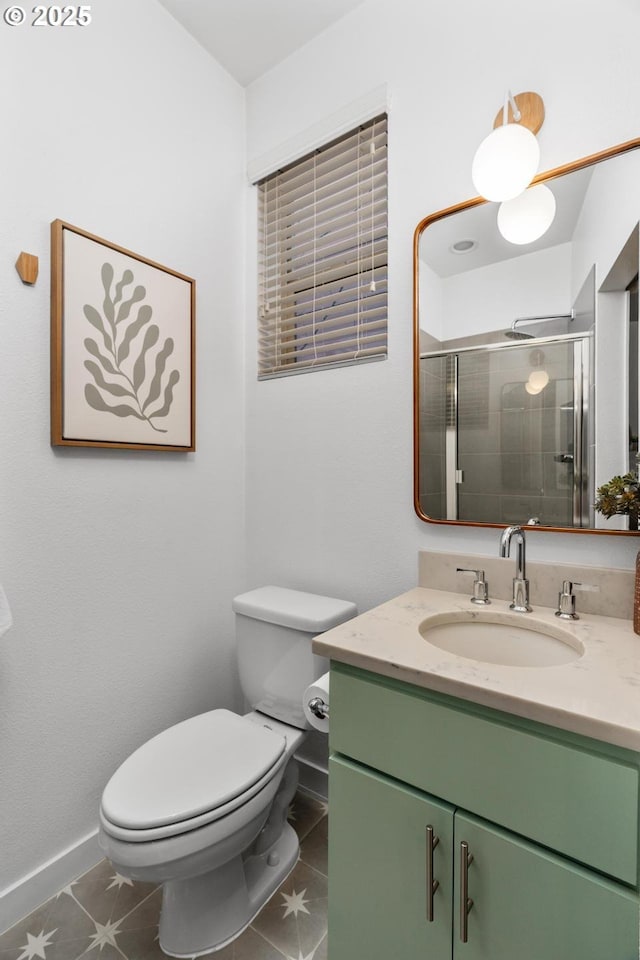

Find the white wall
[[570, 153, 640, 512], [440, 244, 572, 340], [245, 0, 640, 620], [419, 262, 444, 342], [571, 149, 640, 302], [0, 0, 246, 919]]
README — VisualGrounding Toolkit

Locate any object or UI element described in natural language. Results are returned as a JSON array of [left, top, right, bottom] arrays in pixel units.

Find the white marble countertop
[[312, 587, 640, 752]]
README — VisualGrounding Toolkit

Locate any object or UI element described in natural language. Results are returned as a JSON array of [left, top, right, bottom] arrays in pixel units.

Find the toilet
[[98, 586, 357, 958]]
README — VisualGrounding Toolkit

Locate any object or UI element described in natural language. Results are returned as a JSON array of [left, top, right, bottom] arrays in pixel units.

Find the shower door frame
[[427, 334, 591, 527]]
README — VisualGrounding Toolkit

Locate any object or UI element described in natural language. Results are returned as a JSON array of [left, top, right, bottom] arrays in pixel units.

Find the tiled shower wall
[[418, 340, 581, 526]]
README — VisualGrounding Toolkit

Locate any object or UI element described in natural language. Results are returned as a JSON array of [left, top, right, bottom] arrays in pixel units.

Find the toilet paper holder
[[308, 696, 329, 720]]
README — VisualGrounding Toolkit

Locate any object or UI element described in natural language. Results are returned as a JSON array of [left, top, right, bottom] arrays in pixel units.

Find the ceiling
[[420, 166, 595, 278], [156, 0, 365, 86]]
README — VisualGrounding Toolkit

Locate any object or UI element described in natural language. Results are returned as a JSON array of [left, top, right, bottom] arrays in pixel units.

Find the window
[[257, 115, 388, 379]]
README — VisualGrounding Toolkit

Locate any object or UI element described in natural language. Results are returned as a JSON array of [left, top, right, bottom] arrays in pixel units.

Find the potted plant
[[594, 470, 640, 530]]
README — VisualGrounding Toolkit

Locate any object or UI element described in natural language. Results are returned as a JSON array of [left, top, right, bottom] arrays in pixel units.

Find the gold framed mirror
[[414, 138, 640, 535]]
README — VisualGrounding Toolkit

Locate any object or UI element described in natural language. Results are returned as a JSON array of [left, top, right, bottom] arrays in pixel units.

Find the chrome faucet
[[499, 525, 532, 612]]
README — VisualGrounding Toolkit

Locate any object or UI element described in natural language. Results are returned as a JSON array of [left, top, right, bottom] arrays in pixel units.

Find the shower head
[[505, 310, 575, 341], [504, 328, 535, 340]]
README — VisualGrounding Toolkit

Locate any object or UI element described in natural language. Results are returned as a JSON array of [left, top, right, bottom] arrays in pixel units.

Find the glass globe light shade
[[525, 370, 550, 395], [472, 124, 540, 202], [530, 370, 550, 390], [497, 184, 557, 245]]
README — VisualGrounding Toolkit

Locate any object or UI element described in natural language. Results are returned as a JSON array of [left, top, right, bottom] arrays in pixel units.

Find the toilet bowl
[[98, 586, 357, 957], [100, 710, 304, 956]]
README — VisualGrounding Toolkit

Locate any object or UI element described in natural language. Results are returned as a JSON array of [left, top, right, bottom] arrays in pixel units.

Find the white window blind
[[257, 114, 388, 379]]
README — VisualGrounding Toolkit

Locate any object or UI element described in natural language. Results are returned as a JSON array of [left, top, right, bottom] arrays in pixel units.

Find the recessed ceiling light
[[450, 239, 477, 254]]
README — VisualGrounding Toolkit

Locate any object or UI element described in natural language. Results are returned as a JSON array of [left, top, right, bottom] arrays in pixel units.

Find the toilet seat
[[100, 709, 286, 842]]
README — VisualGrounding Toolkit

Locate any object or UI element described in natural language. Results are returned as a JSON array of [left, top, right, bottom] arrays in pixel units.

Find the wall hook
[[16, 252, 39, 285]]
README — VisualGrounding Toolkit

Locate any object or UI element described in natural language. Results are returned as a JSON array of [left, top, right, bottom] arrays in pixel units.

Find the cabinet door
[[454, 811, 639, 960], [329, 755, 454, 960]]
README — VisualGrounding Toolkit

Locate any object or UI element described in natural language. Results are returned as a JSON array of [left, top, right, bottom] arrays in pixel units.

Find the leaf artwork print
[[82, 263, 180, 433]]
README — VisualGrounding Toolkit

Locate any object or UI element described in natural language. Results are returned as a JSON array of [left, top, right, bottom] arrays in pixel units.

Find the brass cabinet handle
[[459, 841, 474, 942], [426, 825, 440, 921]]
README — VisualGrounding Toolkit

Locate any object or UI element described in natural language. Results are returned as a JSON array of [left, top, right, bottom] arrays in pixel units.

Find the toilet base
[[159, 822, 300, 957]]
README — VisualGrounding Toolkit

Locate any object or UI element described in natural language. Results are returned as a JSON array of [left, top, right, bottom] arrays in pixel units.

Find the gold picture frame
[[51, 220, 195, 451]]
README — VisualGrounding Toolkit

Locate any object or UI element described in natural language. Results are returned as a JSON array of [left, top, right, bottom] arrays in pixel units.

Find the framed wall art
[[51, 220, 195, 451]]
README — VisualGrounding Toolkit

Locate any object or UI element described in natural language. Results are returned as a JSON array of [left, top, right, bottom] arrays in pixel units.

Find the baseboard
[[0, 830, 102, 935], [1, 760, 327, 937], [296, 756, 328, 801]]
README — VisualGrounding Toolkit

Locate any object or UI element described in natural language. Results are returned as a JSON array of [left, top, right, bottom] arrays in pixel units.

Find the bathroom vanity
[[314, 584, 640, 960]]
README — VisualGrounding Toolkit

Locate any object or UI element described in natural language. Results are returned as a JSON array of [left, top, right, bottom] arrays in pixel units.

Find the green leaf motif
[[84, 262, 181, 434], [84, 338, 118, 376], [113, 269, 134, 307], [84, 360, 135, 399], [143, 337, 174, 412], [133, 325, 159, 390], [101, 263, 115, 324], [116, 285, 146, 325], [85, 383, 144, 419], [83, 305, 113, 353], [117, 304, 153, 365], [148, 369, 180, 421]]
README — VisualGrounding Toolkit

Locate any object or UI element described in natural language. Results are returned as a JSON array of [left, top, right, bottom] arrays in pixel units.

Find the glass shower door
[[455, 339, 589, 527]]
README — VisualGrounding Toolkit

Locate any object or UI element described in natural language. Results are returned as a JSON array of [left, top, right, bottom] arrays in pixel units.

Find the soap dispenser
[[555, 580, 579, 620]]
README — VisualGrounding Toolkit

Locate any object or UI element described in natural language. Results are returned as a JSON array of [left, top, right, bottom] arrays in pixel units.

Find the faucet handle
[[555, 579, 599, 620], [456, 567, 491, 605], [555, 580, 579, 620]]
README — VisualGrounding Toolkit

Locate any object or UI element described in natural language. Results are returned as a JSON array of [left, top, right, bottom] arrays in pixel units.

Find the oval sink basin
[[419, 611, 584, 667]]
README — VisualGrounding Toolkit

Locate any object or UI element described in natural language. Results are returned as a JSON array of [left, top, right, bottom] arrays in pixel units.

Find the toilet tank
[[232, 586, 357, 729]]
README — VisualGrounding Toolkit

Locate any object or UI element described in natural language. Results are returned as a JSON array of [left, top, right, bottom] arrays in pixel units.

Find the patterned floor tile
[[250, 861, 327, 960], [0, 931, 94, 960], [287, 794, 326, 844], [64, 862, 121, 927], [310, 933, 327, 960], [114, 888, 162, 932], [201, 926, 286, 960], [77, 944, 122, 960], [0, 902, 58, 954], [76, 886, 162, 960], [299, 817, 328, 877], [0, 900, 51, 954], [110, 920, 164, 960], [0, 891, 96, 960], [69, 859, 157, 927], [1, 792, 327, 960]]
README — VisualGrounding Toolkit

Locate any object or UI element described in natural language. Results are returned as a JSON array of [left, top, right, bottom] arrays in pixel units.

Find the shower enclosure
[[418, 335, 591, 527]]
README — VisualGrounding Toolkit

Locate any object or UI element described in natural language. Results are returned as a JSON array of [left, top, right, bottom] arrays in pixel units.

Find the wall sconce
[[525, 346, 550, 395], [525, 369, 550, 395], [471, 91, 545, 202], [497, 183, 556, 244]]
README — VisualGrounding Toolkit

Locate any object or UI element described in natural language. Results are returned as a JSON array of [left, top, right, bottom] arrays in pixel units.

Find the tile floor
[[0, 793, 328, 960]]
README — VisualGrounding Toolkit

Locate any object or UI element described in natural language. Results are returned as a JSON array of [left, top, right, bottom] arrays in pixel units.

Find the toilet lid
[[101, 709, 286, 831]]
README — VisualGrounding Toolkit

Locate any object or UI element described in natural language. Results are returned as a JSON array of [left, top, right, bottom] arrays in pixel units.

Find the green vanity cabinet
[[329, 755, 454, 960], [328, 663, 640, 960], [452, 811, 639, 960]]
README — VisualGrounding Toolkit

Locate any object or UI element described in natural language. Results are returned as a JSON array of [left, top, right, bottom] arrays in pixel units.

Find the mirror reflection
[[414, 141, 640, 533]]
